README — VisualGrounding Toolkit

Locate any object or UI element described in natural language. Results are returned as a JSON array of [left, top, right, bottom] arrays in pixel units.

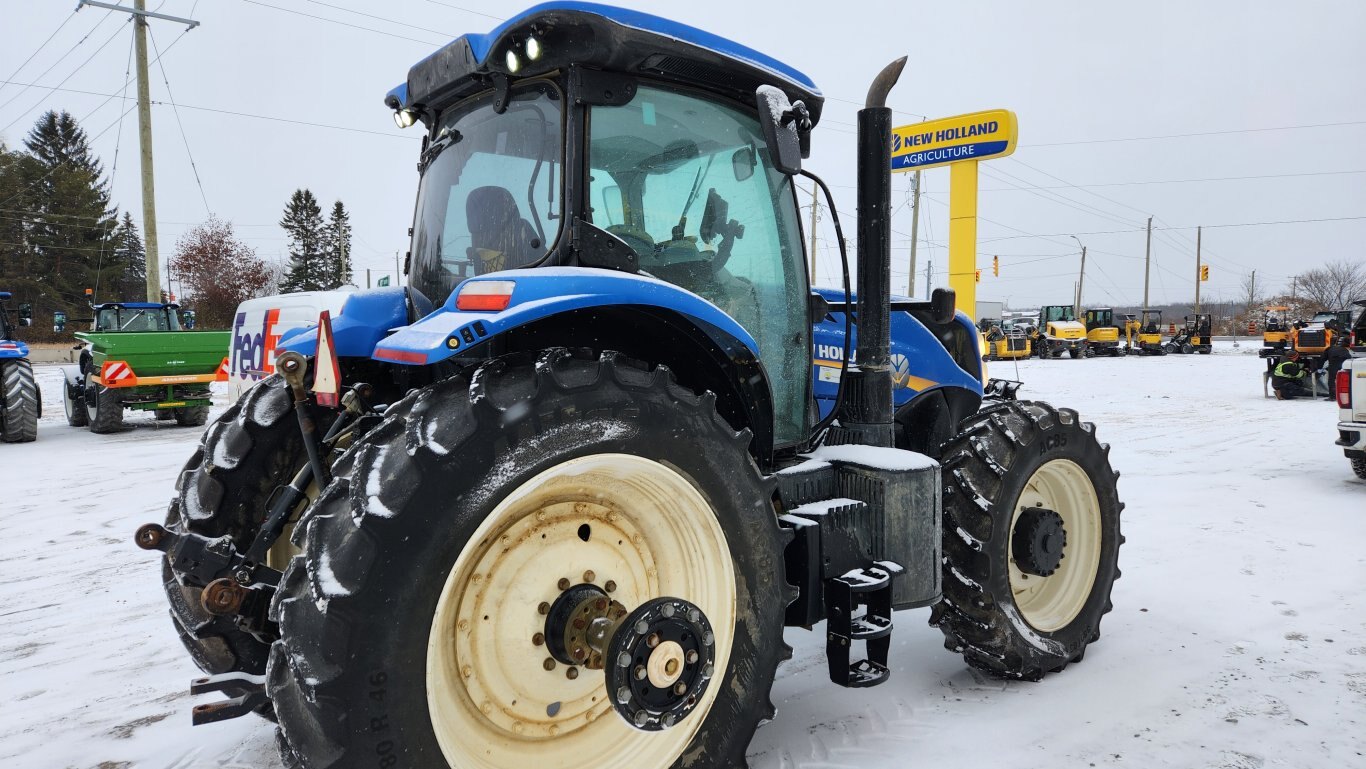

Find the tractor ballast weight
[[148, 5, 1124, 766]]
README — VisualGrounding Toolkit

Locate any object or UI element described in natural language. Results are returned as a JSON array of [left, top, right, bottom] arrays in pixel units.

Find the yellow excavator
[[1261, 306, 1291, 352], [1127, 309, 1167, 356], [1083, 308, 1122, 357]]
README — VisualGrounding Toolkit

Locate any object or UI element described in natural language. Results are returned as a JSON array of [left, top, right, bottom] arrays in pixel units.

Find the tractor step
[[825, 562, 902, 688], [189, 672, 267, 725]]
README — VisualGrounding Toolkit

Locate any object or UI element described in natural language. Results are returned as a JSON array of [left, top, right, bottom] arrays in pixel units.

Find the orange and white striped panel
[[101, 360, 136, 386], [214, 357, 230, 381]]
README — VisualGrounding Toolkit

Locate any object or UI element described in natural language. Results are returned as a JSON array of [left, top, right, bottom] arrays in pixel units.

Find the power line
[[0, 9, 113, 117], [0, 14, 129, 134], [0, 10, 80, 100], [307, 0, 458, 37], [423, 0, 504, 22], [238, 0, 444, 46], [980, 216, 1366, 243], [147, 26, 209, 215]]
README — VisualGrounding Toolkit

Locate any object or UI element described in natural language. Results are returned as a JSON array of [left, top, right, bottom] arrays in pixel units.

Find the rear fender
[[370, 268, 760, 365]]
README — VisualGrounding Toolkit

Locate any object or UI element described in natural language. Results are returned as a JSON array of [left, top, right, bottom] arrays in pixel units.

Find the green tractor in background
[[57, 301, 229, 433]]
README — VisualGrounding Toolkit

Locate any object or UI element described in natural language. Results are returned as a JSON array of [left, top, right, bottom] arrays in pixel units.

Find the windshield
[[588, 85, 809, 446], [410, 82, 563, 304], [1044, 306, 1075, 323], [95, 307, 179, 332]]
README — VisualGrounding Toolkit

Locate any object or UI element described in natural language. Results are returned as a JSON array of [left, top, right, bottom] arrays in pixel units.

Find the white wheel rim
[[1007, 459, 1101, 632], [427, 454, 736, 769]]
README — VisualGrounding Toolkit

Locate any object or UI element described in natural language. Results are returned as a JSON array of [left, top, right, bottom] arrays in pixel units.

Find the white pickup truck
[[1338, 357, 1366, 479]]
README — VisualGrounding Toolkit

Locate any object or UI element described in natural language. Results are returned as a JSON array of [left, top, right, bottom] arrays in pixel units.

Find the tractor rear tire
[[174, 405, 210, 427], [0, 359, 38, 443], [162, 375, 303, 676], [1352, 457, 1366, 481], [84, 371, 125, 434], [931, 399, 1123, 680], [267, 349, 790, 769]]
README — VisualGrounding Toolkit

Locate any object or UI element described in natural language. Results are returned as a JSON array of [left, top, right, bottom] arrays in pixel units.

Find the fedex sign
[[231, 308, 283, 381]]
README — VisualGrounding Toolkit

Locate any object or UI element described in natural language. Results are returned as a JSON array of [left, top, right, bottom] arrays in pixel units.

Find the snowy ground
[[2, 344, 1363, 769]]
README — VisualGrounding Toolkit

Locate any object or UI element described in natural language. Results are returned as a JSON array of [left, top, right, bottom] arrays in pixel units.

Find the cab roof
[[94, 302, 178, 310], [386, 2, 823, 125]]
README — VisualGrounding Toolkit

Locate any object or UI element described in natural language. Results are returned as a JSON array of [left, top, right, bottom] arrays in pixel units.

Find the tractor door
[[587, 84, 811, 446]]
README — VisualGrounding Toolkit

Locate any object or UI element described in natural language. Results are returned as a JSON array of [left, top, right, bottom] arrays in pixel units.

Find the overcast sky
[[2, 0, 1363, 309]]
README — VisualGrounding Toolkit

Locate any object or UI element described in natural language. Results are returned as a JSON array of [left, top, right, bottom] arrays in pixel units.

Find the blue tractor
[[143, 5, 1123, 767], [0, 291, 39, 443]]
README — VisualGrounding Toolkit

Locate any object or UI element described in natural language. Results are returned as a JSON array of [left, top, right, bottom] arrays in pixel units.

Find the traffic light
[[975, 269, 982, 283], [1199, 265, 1209, 281], [993, 255, 1000, 276]]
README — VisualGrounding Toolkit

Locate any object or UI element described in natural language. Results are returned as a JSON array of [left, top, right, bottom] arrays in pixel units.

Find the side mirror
[[17, 303, 32, 327], [930, 287, 956, 325], [755, 85, 806, 175], [53, 310, 67, 334], [731, 146, 756, 182], [182, 310, 196, 329]]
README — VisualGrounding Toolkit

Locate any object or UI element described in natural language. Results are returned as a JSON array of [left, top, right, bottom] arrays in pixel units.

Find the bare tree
[[170, 217, 272, 328], [1293, 259, 1366, 312]]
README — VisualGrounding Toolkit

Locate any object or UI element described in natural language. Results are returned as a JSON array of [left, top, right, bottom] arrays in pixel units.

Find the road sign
[[891, 109, 1018, 172]]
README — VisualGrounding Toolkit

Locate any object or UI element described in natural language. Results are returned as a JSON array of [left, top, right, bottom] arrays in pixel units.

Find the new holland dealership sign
[[890, 109, 1018, 172]]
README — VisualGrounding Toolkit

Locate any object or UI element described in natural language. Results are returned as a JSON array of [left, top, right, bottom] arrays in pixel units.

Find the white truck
[[1338, 357, 1366, 479], [227, 290, 353, 401]]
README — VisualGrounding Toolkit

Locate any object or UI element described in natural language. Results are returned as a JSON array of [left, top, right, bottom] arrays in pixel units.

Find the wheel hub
[[543, 583, 628, 669], [1012, 507, 1067, 577], [605, 597, 715, 732]]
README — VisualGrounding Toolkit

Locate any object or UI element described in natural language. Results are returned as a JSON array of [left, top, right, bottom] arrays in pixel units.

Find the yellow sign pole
[[949, 160, 979, 316]]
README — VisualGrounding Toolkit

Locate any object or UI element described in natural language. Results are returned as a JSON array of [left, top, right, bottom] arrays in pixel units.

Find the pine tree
[[278, 189, 326, 292], [112, 212, 146, 299], [23, 111, 118, 306], [323, 200, 353, 289]]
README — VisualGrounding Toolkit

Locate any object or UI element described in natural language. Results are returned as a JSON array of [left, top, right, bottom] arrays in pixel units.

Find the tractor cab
[[1083, 307, 1121, 357], [391, 15, 820, 447], [55, 302, 186, 334], [0, 291, 34, 341]]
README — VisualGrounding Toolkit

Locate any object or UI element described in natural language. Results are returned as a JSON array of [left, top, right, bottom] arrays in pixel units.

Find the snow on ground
[[2, 344, 1363, 769]]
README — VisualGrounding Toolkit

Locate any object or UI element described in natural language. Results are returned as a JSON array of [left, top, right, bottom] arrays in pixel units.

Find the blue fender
[[810, 287, 982, 421], [371, 267, 760, 365], [278, 287, 434, 358], [0, 340, 29, 360]]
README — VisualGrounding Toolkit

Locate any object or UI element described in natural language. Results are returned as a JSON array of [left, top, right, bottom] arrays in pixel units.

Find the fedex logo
[[231, 309, 282, 381]]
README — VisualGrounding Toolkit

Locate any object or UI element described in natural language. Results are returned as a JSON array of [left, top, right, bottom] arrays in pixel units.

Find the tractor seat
[[466, 186, 542, 274]]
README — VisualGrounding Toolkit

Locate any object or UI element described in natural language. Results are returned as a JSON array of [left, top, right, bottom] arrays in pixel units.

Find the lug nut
[[572, 646, 586, 661], [557, 578, 571, 590], [572, 618, 586, 630], [646, 633, 661, 649], [634, 665, 647, 680], [583, 570, 596, 583], [538, 602, 551, 615], [532, 633, 545, 646], [594, 598, 608, 611], [604, 580, 617, 593], [686, 650, 699, 664], [673, 682, 688, 696], [566, 666, 579, 680], [543, 658, 556, 671]]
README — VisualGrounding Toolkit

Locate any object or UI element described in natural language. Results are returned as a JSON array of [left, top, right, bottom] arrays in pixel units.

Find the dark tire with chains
[[161, 376, 303, 676], [267, 348, 790, 769], [1351, 456, 1366, 481], [0, 358, 39, 443], [930, 399, 1123, 680]]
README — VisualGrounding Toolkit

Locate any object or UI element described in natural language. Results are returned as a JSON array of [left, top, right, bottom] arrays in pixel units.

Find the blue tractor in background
[[143, 5, 1124, 767], [0, 291, 39, 443]]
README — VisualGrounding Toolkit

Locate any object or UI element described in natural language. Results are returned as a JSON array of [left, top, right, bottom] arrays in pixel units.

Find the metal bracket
[[190, 673, 267, 725], [825, 562, 902, 688]]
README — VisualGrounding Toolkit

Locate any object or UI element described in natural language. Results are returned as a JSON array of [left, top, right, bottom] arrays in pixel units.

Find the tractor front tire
[[931, 399, 1123, 680], [268, 349, 790, 769], [84, 372, 125, 434], [162, 375, 303, 676], [0, 359, 39, 443]]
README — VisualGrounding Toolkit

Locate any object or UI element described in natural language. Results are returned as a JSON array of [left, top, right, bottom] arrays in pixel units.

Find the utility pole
[[1142, 216, 1152, 313], [907, 169, 921, 296], [78, 1, 198, 302], [807, 180, 820, 283], [1069, 235, 1086, 318], [1194, 225, 1202, 313], [925, 260, 933, 298], [394, 251, 402, 286]]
